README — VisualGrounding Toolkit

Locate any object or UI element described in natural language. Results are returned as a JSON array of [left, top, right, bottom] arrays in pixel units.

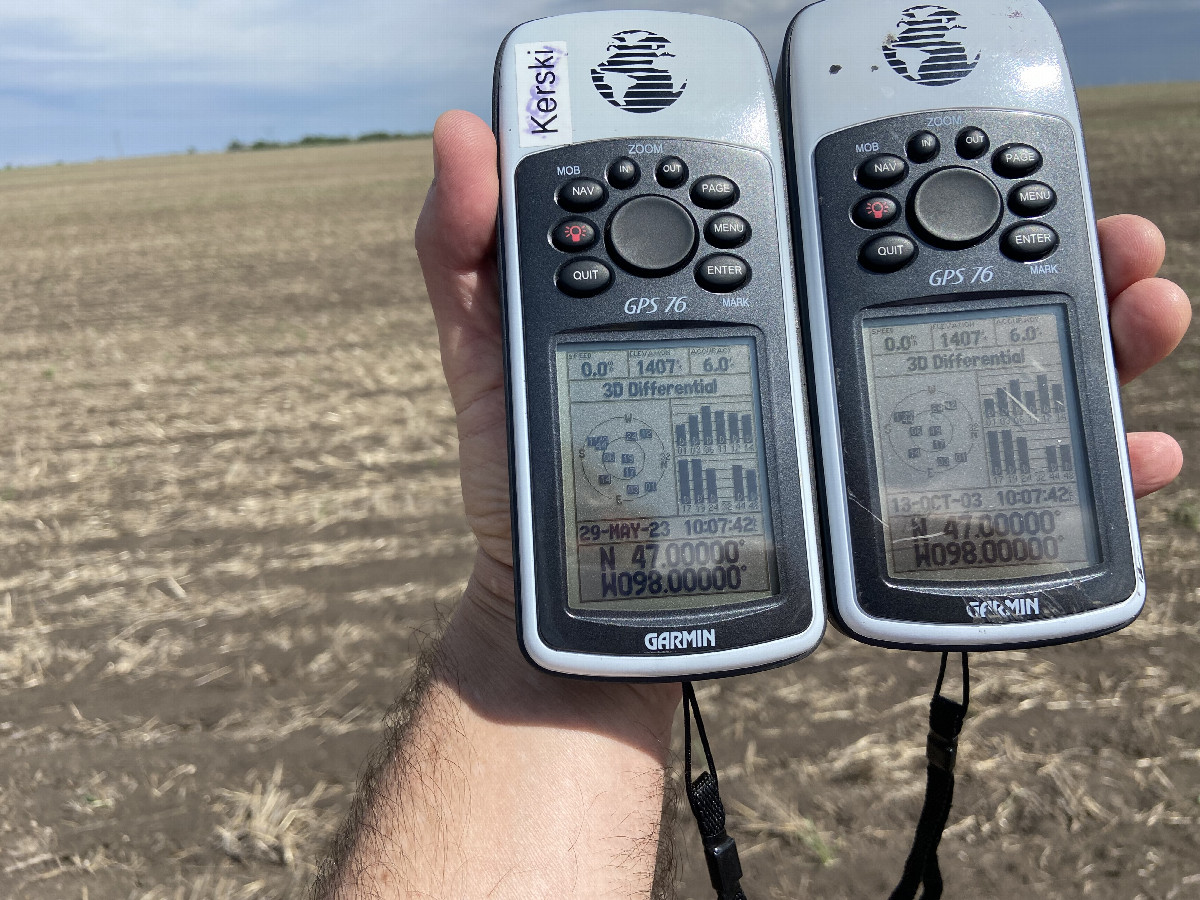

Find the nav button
[[556, 258, 613, 297], [859, 234, 917, 273], [557, 177, 607, 212], [856, 154, 908, 189], [695, 254, 750, 292]]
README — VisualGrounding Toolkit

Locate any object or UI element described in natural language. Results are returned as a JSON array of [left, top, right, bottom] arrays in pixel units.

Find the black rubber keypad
[[516, 140, 775, 304], [829, 113, 1065, 276]]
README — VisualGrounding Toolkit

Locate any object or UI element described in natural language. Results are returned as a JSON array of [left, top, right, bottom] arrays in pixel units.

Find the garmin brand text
[[645, 629, 717, 651]]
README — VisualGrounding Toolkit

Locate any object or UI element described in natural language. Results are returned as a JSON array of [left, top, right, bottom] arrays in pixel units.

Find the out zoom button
[[556, 177, 607, 212], [856, 154, 908, 189], [556, 258, 613, 296], [695, 254, 750, 292], [859, 234, 917, 273]]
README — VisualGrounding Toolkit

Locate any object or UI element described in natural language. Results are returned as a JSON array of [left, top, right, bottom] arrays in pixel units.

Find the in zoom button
[[556, 258, 613, 296], [859, 234, 917, 273], [695, 254, 749, 292]]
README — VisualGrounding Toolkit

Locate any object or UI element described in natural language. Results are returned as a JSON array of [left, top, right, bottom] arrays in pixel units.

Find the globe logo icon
[[591, 30, 687, 114], [884, 5, 982, 87]]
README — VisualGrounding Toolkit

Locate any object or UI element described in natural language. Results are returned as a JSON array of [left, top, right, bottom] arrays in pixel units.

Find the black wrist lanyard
[[682, 652, 971, 900]]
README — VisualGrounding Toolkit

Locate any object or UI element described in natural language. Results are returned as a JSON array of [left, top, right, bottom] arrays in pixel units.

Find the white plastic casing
[[784, 0, 1144, 648], [496, 12, 825, 677]]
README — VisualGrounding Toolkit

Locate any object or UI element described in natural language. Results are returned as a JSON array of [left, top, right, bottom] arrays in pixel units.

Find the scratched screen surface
[[555, 337, 777, 611], [861, 305, 1100, 581]]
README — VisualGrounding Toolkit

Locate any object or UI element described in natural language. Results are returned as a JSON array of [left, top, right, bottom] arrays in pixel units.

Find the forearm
[[314, 551, 682, 899]]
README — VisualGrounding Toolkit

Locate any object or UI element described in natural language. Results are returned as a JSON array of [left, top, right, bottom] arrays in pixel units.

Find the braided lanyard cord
[[889, 652, 971, 900], [682, 682, 748, 900]]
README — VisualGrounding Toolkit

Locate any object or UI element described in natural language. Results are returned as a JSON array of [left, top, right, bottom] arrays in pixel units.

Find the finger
[[413, 111, 505, 413], [1127, 432, 1184, 498], [1097, 214, 1166, 298], [1108, 276, 1192, 383], [415, 110, 498, 277]]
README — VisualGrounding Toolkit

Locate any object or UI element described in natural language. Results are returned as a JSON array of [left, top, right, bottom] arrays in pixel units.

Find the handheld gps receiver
[[779, 0, 1143, 650], [495, 12, 825, 678]]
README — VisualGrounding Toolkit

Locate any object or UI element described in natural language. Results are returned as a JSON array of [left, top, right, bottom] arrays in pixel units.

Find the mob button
[[556, 177, 607, 212], [859, 233, 917, 273], [695, 254, 750, 292], [856, 154, 908, 189], [556, 258, 613, 297]]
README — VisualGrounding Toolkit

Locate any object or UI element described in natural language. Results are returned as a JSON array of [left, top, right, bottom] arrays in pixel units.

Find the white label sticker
[[515, 41, 572, 148]]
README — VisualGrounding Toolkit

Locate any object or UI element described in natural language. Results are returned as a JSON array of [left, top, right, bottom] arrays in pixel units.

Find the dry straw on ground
[[0, 84, 1197, 898]]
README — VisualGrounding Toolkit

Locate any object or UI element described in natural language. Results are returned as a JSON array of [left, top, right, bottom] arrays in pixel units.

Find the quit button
[[859, 233, 917, 273], [556, 258, 612, 297]]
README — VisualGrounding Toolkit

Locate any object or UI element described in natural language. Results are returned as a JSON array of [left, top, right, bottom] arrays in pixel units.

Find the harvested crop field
[[0, 82, 1197, 899]]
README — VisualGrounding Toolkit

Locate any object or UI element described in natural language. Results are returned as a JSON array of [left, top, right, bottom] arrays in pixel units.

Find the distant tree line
[[227, 131, 432, 152]]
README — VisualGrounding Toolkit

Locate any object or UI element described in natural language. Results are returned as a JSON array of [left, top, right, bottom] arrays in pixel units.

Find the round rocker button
[[993, 144, 1043, 178], [1001, 223, 1059, 262], [691, 175, 739, 209], [607, 157, 640, 189], [557, 177, 607, 212], [859, 234, 917, 273], [852, 194, 900, 229], [909, 167, 1002, 249], [695, 254, 750, 292], [907, 131, 940, 163], [856, 154, 908, 189], [656, 156, 689, 188], [556, 258, 612, 297], [955, 127, 990, 159], [607, 195, 697, 275], [551, 218, 599, 252], [1009, 181, 1057, 217], [704, 213, 751, 248]]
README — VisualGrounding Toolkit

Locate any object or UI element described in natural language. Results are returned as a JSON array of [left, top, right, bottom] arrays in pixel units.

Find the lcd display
[[861, 306, 1100, 581], [555, 337, 777, 611]]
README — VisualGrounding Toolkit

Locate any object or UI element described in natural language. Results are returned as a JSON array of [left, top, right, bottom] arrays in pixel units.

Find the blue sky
[[1, 0, 1197, 167]]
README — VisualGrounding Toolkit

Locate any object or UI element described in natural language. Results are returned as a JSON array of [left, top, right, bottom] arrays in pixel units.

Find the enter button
[[1001, 223, 1059, 262], [695, 254, 750, 292]]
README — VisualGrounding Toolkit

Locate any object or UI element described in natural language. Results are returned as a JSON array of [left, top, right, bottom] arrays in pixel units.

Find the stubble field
[[1, 83, 1198, 899]]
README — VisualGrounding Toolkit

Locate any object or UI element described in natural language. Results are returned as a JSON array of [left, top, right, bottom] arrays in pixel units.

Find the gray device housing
[[779, 0, 1143, 649], [495, 12, 826, 678]]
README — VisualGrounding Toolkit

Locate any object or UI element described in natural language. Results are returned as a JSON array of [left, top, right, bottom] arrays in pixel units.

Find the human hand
[[415, 111, 1191, 617]]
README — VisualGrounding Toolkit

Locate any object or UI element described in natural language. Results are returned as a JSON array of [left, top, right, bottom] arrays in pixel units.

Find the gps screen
[[861, 305, 1100, 581], [555, 336, 777, 611]]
